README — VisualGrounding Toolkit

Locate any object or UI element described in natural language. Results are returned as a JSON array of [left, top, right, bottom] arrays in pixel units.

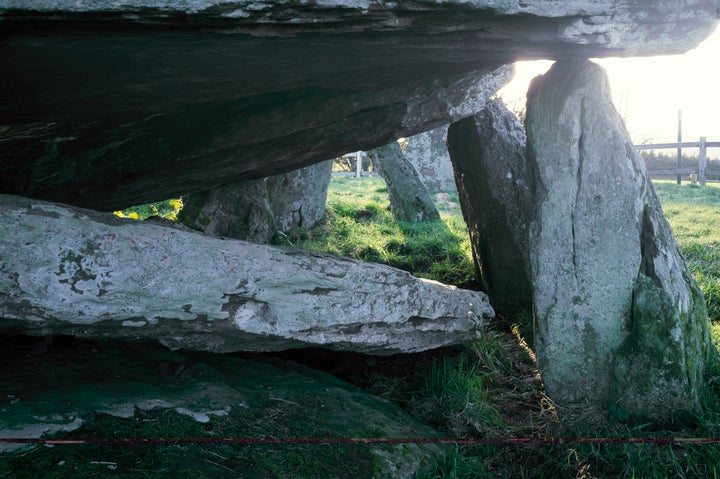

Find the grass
[[283, 177, 478, 289], [114, 198, 183, 221], [652, 180, 720, 321]]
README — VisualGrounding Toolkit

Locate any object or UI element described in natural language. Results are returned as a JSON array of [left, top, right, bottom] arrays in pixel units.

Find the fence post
[[676, 109, 682, 185], [699, 136, 707, 186], [355, 151, 362, 178]]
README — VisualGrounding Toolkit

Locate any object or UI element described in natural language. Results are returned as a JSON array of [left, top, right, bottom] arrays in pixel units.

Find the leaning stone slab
[[0, 195, 492, 355], [525, 60, 715, 422], [0, 336, 441, 478], [447, 99, 533, 317]]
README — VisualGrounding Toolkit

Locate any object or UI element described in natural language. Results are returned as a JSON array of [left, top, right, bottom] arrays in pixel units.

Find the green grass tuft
[[409, 354, 503, 438]]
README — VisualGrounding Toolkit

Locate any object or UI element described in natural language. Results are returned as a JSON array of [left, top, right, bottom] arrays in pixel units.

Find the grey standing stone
[[525, 60, 714, 422], [447, 99, 532, 317], [267, 160, 332, 232], [180, 161, 332, 243], [179, 179, 277, 243], [368, 142, 441, 223], [404, 126, 457, 193]]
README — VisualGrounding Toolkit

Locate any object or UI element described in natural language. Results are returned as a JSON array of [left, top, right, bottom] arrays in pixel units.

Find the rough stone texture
[[267, 160, 333, 233], [0, 195, 493, 355], [368, 142, 441, 223], [1, 1, 717, 210], [525, 60, 714, 422], [0, 336, 441, 478], [179, 179, 277, 243], [447, 99, 532, 317], [179, 161, 332, 242], [404, 125, 457, 193]]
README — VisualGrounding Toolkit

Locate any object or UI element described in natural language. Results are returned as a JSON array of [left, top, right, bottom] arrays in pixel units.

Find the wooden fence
[[636, 137, 720, 185]]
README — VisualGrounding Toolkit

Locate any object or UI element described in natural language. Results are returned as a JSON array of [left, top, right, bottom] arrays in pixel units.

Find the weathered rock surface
[[404, 126, 456, 193], [1, 1, 717, 210], [447, 99, 532, 317], [368, 142, 440, 223], [179, 179, 277, 243], [0, 336, 441, 478], [0, 195, 493, 355], [266, 160, 333, 233], [179, 161, 332, 242], [525, 60, 714, 422]]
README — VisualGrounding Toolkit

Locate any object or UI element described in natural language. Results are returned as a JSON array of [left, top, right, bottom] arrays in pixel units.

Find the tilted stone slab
[[0, 195, 493, 355], [525, 60, 715, 422], [447, 99, 533, 317]]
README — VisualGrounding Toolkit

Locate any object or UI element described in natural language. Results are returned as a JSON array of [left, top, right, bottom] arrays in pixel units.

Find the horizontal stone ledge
[[0, 195, 493, 355]]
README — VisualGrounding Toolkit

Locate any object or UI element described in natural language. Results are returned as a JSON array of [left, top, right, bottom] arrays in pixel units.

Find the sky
[[498, 24, 720, 156]]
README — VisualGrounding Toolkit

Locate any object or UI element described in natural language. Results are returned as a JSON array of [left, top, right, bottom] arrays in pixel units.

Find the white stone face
[[0, 195, 493, 355]]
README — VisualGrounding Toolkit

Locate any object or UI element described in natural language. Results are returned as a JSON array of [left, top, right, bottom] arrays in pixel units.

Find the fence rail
[[635, 136, 719, 185]]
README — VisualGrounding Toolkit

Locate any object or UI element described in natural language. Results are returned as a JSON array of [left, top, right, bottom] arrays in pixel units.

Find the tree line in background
[[641, 151, 720, 179]]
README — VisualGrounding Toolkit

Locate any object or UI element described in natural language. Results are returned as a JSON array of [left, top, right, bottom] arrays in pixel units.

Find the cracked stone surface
[[0, 195, 493, 355]]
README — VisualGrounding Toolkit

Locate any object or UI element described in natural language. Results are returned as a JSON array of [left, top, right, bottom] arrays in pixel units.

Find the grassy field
[[284, 177, 478, 289], [653, 180, 720, 322]]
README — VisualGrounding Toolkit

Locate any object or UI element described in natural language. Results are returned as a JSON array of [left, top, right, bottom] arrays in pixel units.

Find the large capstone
[[0, 195, 493, 355], [368, 142, 440, 223], [525, 60, 715, 422], [447, 99, 533, 317], [1, 1, 717, 210]]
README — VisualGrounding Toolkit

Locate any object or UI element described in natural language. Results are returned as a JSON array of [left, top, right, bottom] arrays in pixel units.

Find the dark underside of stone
[[0, 6, 626, 211]]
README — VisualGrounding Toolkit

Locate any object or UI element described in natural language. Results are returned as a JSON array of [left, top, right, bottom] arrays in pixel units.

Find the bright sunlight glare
[[498, 25, 720, 157]]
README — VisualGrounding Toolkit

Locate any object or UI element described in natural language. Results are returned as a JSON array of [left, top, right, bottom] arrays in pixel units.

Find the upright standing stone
[[368, 142, 440, 223], [447, 99, 532, 317], [266, 160, 332, 232], [179, 179, 277, 243], [180, 161, 332, 243], [525, 60, 714, 422], [404, 126, 457, 193]]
